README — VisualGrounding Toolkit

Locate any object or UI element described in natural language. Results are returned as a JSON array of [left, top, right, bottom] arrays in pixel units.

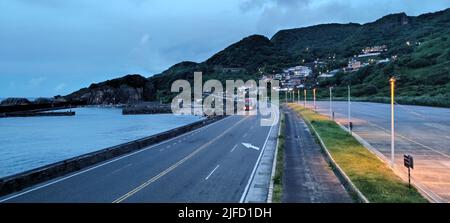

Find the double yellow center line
[[112, 115, 250, 203]]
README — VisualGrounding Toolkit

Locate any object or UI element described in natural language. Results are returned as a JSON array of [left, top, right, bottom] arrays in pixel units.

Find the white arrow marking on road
[[241, 143, 260, 151]]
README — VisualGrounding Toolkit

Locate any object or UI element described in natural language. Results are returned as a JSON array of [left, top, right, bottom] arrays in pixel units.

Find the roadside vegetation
[[272, 113, 285, 203], [288, 103, 428, 203]]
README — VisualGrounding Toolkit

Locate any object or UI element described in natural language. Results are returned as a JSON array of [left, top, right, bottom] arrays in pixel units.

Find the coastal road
[[310, 101, 450, 202], [0, 114, 276, 203]]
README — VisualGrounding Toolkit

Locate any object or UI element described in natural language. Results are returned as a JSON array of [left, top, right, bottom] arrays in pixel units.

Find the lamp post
[[348, 85, 351, 133], [313, 88, 316, 111], [390, 77, 396, 167], [285, 90, 287, 104], [304, 89, 306, 108], [329, 86, 333, 120]]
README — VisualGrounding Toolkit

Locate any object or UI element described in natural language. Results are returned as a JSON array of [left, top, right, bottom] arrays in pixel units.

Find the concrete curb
[[0, 115, 225, 197], [334, 121, 442, 203], [296, 109, 369, 203], [267, 113, 282, 203]]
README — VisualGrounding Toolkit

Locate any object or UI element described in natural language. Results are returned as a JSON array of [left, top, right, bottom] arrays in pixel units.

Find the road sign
[[404, 154, 414, 169], [404, 154, 414, 189]]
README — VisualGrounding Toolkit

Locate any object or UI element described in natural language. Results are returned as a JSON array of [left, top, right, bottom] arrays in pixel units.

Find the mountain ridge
[[64, 8, 450, 106]]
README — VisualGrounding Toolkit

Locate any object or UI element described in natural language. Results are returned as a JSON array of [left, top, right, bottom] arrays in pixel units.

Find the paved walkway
[[282, 107, 352, 203]]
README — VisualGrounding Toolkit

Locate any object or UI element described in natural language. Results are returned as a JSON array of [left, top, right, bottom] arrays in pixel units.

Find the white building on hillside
[[283, 66, 312, 77]]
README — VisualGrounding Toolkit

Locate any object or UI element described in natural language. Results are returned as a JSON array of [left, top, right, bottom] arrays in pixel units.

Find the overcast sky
[[1, 0, 449, 97]]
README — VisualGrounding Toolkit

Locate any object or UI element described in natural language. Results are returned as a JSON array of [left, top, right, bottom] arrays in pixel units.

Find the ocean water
[[0, 107, 203, 178]]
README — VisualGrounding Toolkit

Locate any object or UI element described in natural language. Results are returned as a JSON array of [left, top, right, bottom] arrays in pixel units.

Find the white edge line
[[0, 116, 232, 203], [239, 121, 275, 203], [230, 144, 238, 153], [205, 165, 220, 181]]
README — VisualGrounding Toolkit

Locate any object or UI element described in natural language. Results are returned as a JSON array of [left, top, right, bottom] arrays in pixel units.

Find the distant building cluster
[[260, 44, 393, 89], [262, 66, 311, 91], [358, 45, 388, 58], [344, 59, 367, 72], [318, 69, 340, 78], [283, 66, 312, 77], [222, 67, 246, 73], [362, 45, 387, 54]]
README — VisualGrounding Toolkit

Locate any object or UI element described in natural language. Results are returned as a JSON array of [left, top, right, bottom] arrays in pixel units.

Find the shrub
[[407, 58, 436, 68]]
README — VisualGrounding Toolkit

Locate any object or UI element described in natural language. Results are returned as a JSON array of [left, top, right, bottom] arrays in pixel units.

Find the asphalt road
[[0, 114, 275, 203], [310, 100, 450, 202], [283, 107, 351, 203]]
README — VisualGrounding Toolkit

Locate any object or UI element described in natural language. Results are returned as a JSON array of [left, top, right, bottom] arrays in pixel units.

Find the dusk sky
[[1, 0, 449, 97]]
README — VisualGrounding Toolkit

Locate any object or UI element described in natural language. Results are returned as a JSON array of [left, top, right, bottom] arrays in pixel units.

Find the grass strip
[[288, 103, 427, 203], [272, 112, 285, 203]]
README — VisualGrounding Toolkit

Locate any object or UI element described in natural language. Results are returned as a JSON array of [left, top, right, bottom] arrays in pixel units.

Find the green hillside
[[66, 8, 450, 106], [316, 10, 450, 106]]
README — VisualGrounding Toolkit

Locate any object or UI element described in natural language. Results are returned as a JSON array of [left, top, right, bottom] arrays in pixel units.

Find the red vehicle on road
[[244, 98, 256, 111]]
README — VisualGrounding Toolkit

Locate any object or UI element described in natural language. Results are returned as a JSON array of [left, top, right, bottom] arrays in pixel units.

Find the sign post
[[403, 154, 414, 189]]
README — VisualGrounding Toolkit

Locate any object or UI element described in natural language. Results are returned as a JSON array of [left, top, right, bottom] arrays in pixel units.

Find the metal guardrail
[[0, 115, 225, 197]]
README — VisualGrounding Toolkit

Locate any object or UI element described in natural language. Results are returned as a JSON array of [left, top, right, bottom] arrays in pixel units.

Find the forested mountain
[[66, 8, 450, 106]]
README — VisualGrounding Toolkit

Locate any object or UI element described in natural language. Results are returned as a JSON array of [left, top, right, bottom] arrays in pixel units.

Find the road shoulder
[[242, 117, 279, 203]]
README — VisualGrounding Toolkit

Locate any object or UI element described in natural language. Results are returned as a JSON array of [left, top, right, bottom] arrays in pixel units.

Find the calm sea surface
[[0, 107, 203, 178]]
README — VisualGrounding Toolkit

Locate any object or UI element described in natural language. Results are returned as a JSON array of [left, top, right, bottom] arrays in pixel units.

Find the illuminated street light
[[390, 77, 396, 167], [304, 89, 306, 107]]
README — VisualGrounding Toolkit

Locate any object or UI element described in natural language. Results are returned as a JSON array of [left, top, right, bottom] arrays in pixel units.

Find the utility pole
[[303, 89, 306, 108], [297, 90, 300, 104], [292, 90, 295, 104], [313, 88, 316, 111], [390, 77, 396, 167], [329, 87, 333, 120], [285, 90, 287, 104], [348, 85, 351, 133]]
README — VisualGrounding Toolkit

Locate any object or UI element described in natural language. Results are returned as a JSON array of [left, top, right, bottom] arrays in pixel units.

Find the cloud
[[246, 0, 450, 36], [240, 0, 310, 11], [55, 83, 67, 92], [140, 34, 150, 45], [28, 77, 47, 88], [1, 0, 449, 97]]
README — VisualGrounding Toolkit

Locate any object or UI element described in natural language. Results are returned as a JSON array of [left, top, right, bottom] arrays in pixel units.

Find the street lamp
[[303, 89, 306, 107], [390, 77, 396, 167], [313, 88, 316, 111], [348, 85, 351, 134], [285, 90, 288, 104], [329, 86, 333, 120]]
